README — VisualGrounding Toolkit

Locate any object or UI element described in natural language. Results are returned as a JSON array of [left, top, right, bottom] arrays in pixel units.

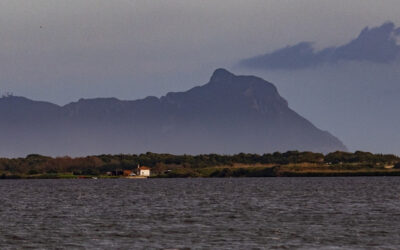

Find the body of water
[[1, 177, 400, 249]]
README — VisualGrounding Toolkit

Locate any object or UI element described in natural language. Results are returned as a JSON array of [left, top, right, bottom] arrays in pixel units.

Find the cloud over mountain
[[239, 22, 400, 70]]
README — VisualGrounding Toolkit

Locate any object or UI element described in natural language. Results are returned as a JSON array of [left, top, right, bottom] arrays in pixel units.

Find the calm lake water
[[1, 177, 400, 249]]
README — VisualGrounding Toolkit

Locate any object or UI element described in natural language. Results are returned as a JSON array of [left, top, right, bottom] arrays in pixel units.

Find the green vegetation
[[0, 151, 399, 178]]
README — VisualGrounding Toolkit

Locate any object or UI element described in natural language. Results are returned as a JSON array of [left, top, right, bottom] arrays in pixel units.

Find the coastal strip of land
[[1, 151, 399, 179]]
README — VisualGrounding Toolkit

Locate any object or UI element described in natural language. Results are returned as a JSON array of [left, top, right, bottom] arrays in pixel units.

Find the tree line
[[0, 151, 399, 176]]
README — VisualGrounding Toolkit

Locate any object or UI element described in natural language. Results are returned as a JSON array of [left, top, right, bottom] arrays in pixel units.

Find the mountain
[[0, 69, 346, 157]]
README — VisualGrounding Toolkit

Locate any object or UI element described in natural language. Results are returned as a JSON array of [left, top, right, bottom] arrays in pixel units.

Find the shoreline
[[1, 151, 399, 179], [2, 169, 400, 179]]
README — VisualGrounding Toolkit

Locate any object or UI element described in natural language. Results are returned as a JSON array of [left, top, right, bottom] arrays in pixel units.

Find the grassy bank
[[156, 164, 400, 178], [0, 173, 121, 179], [2, 168, 400, 179]]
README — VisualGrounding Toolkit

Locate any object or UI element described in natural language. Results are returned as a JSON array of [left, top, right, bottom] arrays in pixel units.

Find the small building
[[123, 170, 133, 176], [137, 166, 151, 177]]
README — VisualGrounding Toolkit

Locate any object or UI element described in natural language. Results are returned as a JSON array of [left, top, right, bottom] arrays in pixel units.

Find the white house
[[137, 166, 151, 177]]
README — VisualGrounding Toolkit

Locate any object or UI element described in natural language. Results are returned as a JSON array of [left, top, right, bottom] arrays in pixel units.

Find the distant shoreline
[[1, 151, 399, 179], [2, 168, 400, 179]]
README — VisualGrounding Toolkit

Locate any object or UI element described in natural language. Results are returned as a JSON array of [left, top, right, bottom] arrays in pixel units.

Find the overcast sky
[[1, 0, 400, 154]]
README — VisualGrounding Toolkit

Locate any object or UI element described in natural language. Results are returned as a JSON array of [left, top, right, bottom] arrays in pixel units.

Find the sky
[[1, 0, 400, 154]]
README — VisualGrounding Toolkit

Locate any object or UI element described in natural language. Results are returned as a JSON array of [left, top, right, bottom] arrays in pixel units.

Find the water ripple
[[1, 177, 400, 249]]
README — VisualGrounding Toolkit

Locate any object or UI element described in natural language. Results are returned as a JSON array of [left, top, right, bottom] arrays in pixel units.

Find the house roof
[[139, 166, 150, 170]]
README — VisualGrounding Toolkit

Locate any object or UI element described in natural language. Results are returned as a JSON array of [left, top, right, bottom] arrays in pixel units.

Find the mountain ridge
[[0, 69, 346, 157]]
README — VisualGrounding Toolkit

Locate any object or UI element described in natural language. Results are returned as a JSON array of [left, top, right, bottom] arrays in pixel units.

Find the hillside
[[0, 69, 346, 156]]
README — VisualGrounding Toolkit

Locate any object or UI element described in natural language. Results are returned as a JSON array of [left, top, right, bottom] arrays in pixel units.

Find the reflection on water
[[1, 177, 400, 249]]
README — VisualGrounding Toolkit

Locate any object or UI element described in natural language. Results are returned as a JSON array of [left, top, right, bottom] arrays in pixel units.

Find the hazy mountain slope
[[0, 69, 346, 157]]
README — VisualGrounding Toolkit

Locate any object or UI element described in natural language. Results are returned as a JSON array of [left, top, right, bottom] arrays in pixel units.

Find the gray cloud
[[239, 22, 400, 70]]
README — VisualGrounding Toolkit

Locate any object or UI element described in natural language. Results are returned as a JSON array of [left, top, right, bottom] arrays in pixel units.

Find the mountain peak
[[0, 70, 346, 156], [210, 68, 236, 82]]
